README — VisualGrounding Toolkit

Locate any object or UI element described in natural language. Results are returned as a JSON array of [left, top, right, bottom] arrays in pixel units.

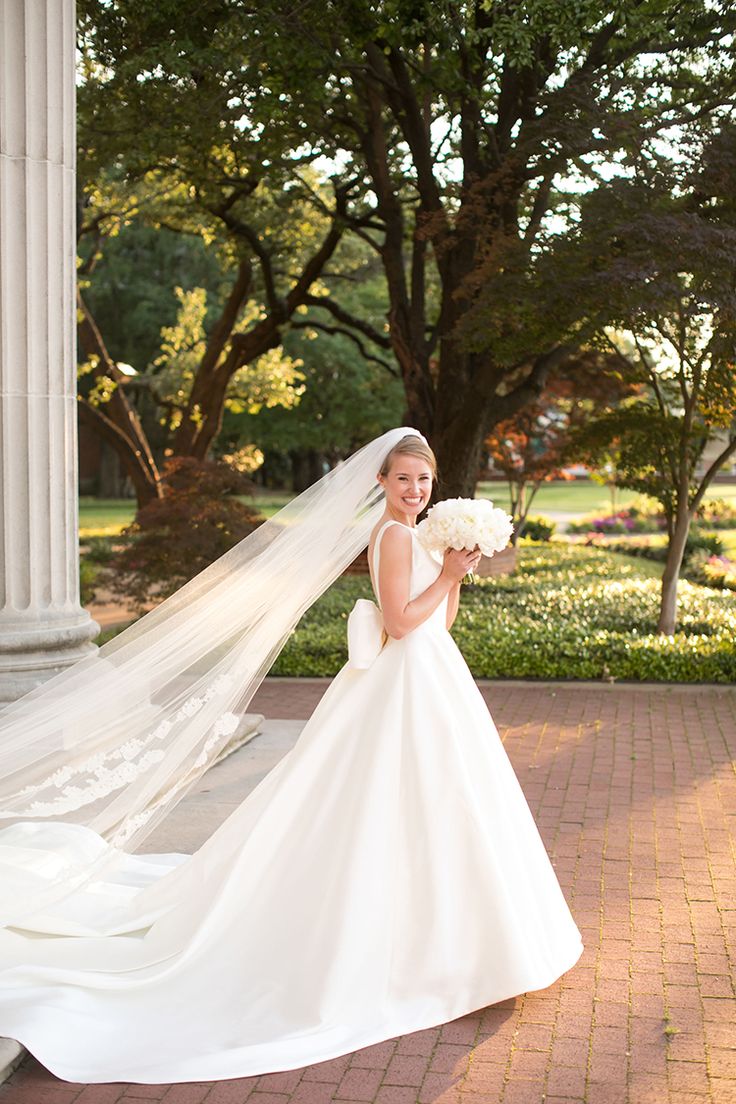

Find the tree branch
[[291, 321, 398, 375], [691, 434, 736, 512], [488, 344, 578, 417], [303, 293, 391, 349], [210, 209, 280, 314]]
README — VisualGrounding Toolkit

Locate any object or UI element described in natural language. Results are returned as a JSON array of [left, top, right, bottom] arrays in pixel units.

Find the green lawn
[[79, 498, 137, 537], [79, 491, 292, 537], [476, 481, 642, 514], [477, 480, 736, 515]]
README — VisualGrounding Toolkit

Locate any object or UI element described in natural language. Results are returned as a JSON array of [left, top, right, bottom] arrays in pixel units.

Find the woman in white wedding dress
[[0, 430, 582, 1084]]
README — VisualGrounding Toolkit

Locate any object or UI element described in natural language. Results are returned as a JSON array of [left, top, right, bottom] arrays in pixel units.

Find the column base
[[0, 609, 100, 703]]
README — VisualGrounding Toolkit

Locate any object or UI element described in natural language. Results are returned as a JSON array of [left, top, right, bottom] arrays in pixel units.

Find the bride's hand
[[442, 546, 482, 582]]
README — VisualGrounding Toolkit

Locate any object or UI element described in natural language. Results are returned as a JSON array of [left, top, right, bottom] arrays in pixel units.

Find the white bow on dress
[[347, 599, 386, 668]]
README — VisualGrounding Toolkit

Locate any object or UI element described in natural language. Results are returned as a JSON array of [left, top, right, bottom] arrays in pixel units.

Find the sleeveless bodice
[[369, 519, 447, 636]]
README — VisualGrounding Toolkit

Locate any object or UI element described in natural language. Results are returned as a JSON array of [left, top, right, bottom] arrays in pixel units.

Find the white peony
[[416, 497, 513, 559]]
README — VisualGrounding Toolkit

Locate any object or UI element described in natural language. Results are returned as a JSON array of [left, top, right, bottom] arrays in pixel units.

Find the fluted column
[[0, 0, 98, 702]]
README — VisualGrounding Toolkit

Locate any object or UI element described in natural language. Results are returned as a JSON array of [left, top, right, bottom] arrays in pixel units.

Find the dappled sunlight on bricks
[[2, 681, 735, 1104]]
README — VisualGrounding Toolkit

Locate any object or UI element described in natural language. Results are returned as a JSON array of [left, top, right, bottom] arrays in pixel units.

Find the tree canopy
[[564, 124, 736, 632], [78, 0, 736, 495]]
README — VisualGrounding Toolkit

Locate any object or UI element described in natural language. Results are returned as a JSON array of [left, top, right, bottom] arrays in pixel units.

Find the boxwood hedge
[[271, 544, 736, 683]]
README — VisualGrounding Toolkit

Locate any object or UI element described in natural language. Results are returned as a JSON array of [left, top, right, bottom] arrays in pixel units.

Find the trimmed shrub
[[271, 544, 736, 682], [80, 536, 117, 605], [695, 498, 736, 529], [106, 457, 264, 609], [591, 529, 724, 568], [686, 530, 725, 557], [519, 515, 556, 541], [79, 559, 101, 606], [82, 536, 117, 564], [686, 551, 736, 591]]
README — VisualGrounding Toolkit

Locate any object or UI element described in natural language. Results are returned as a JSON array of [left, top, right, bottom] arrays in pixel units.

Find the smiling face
[[378, 453, 434, 523]]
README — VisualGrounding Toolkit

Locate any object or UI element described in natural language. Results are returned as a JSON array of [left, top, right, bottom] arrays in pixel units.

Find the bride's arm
[[378, 526, 476, 639], [446, 582, 461, 630]]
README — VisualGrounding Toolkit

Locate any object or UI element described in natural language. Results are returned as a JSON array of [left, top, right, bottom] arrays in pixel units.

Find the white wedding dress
[[0, 518, 583, 1084]]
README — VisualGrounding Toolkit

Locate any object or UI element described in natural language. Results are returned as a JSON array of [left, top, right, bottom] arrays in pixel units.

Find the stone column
[[0, 0, 98, 703]]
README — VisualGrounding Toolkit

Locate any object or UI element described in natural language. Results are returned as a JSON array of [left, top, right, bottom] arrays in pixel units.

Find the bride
[[0, 428, 582, 1084]]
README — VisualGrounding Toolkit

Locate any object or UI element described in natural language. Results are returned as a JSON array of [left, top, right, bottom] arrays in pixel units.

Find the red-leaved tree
[[487, 356, 638, 544]]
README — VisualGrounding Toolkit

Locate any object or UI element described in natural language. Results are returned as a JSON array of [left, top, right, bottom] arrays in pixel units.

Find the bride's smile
[[377, 454, 434, 526]]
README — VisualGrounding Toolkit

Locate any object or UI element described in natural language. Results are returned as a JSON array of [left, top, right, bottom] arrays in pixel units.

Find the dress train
[[0, 519, 582, 1082]]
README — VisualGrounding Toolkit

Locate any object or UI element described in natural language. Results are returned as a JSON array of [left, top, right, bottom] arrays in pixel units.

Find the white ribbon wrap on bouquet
[[347, 599, 386, 669]]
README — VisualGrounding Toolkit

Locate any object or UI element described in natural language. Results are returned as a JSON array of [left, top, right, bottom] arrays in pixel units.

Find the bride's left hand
[[466, 545, 482, 575]]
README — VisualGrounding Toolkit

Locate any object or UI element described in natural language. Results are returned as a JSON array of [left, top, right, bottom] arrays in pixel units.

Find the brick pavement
[[2, 680, 735, 1104]]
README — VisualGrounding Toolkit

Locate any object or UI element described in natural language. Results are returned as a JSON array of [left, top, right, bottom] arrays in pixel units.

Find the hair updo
[[379, 434, 437, 480]]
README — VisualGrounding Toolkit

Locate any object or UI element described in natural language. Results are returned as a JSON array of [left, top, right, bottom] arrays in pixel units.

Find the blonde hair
[[379, 434, 437, 479]]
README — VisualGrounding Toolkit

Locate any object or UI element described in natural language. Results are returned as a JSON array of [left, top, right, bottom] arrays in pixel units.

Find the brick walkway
[[2, 681, 735, 1104]]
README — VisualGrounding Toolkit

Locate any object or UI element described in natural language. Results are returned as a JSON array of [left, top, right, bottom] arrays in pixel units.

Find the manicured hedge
[[272, 544, 736, 682]]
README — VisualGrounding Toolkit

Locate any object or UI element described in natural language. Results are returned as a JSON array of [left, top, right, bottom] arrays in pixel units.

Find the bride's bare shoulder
[[368, 518, 411, 559], [374, 521, 412, 561]]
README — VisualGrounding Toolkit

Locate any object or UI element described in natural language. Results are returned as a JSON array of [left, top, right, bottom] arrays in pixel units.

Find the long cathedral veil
[[0, 426, 424, 926]]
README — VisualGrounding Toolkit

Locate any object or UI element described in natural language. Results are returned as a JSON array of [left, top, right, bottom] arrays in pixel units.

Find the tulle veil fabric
[[0, 426, 422, 927]]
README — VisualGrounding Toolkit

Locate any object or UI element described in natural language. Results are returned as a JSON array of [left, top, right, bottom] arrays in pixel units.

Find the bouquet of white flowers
[[416, 497, 513, 581]]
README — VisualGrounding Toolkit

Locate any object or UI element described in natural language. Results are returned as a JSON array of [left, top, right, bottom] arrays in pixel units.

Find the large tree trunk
[[429, 243, 491, 496], [172, 325, 283, 460], [657, 508, 692, 635], [290, 449, 325, 492], [432, 399, 489, 498]]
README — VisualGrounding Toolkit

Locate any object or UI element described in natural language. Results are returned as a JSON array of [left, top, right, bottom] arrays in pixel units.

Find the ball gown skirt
[[0, 520, 583, 1083]]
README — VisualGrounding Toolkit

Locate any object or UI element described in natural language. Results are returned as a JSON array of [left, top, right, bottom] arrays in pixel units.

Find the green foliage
[[225, 237, 404, 469], [77, 9, 390, 464], [79, 539, 113, 614], [82, 536, 118, 564], [107, 457, 264, 608], [696, 498, 736, 529], [150, 287, 305, 430], [81, 220, 223, 375], [272, 545, 736, 681], [685, 531, 726, 558], [235, 333, 403, 463], [79, 559, 102, 606], [686, 550, 736, 590], [519, 516, 556, 541], [583, 529, 724, 566], [80, 0, 736, 499], [562, 131, 736, 514]]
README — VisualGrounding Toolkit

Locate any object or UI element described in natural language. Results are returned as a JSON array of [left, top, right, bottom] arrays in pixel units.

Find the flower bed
[[686, 553, 736, 591], [567, 506, 666, 535], [580, 531, 728, 583], [568, 498, 736, 536]]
